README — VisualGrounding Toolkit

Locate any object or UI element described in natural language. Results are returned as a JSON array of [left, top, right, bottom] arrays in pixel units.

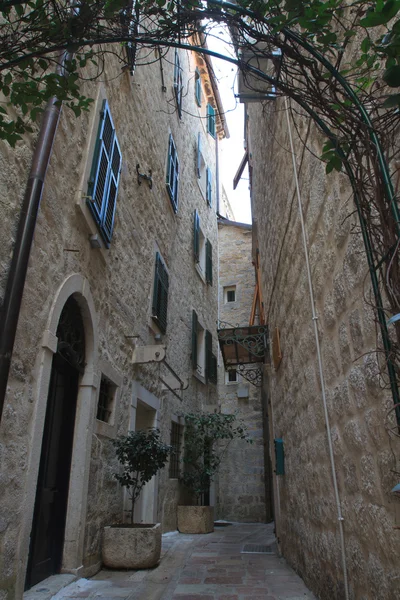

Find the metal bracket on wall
[[136, 163, 153, 189], [235, 364, 263, 387]]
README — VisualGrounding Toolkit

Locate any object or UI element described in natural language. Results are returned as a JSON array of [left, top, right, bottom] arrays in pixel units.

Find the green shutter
[[191, 310, 198, 370], [194, 209, 200, 262], [210, 353, 217, 384], [206, 239, 212, 285], [152, 253, 169, 333], [206, 167, 212, 206], [207, 104, 216, 138]]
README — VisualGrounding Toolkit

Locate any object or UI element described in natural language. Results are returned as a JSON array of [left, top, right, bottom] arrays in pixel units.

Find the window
[[166, 134, 179, 212], [193, 210, 213, 284], [207, 103, 216, 138], [174, 50, 183, 118], [152, 252, 169, 333], [121, 0, 139, 74], [192, 310, 217, 383], [169, 421, 183, 478], [206, 167, 212, 207], [226, 369, 238, 384], [224, 285, 236, 303], [195, 67, 202, 106], [96, 375, 116, 423], [87, 100, 122, 247]]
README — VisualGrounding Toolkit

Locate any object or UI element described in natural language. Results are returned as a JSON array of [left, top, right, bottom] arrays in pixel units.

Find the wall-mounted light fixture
[[136, 163, 153, 189]]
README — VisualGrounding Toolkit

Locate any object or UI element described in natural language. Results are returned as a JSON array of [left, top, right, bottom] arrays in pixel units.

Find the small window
[[96, 375, 116, 423], [152, 252, 169, 333], [224, 286, 236, 303], [192, 310, 217, 383], [174, 50, 183, 118], [206, 167, 212, 207], [193, 210, 213, 285], [169, 421, 183, 478], [87, 100, 122, 247], [166, 134, 179, 212], [207, 103, 216, 138], [195, 68, 202, 106], [226, 369, 238, 384]]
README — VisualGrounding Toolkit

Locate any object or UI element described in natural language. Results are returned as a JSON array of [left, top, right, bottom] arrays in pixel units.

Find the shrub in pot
[[178, 412, 251, 534], [102, 428, 171, 569]]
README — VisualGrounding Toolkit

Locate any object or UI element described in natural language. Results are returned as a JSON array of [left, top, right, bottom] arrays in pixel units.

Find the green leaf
[[383, 64, 400, 86], [383, 93, 400, 106]]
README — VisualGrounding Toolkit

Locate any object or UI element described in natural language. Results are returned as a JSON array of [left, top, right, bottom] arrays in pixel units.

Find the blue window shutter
[[206, 239, 212, 285], [193, 209, 200, 262], [206, 167, 212, 206], [87, 100, 121, 247], [166, 134, 179, 213], [195, 68, 202, 106], [207, 104, 216, 138], [197, 133, 201, 179], [174, 50, 183, 118]]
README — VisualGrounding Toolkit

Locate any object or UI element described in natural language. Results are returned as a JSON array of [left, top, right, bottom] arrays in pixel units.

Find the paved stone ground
[[27, 523, 316, 600]]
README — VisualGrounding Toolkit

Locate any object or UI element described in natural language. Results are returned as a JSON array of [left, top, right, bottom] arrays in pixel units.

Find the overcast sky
[[207, 31, 252, 224]]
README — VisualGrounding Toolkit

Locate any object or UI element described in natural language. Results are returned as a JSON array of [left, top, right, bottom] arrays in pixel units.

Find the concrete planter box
[[102, 523, 161, 569], [177, 506, 214, 534]]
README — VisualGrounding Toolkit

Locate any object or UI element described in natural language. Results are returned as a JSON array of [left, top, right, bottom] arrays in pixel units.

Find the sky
[[207, 31, 252, 224]]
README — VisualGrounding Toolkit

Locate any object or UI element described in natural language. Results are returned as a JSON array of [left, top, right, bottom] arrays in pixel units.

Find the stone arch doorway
[[25, 297, 86, 589]]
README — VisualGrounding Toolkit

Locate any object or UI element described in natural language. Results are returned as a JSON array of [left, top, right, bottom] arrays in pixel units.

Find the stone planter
[[177, 505, 214, 534], [102, 523, 161, 569]]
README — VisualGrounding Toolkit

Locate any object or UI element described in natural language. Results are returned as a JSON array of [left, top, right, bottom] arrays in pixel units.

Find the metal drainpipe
[[0, 53, 70, 423], [216, 134, 220, 215]]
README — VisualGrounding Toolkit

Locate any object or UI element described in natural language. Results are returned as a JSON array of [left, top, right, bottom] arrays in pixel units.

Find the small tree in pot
[[178, 412, 251, 534], [102, 428, 172, 569]]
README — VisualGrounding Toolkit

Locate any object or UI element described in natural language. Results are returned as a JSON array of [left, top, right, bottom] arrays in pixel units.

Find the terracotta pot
[[177, 505, 214, 534], [102, 523, 161, 568]]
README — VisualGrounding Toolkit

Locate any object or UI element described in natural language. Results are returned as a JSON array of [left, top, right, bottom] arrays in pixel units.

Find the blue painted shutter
[[87, 100, 121, 247], [195, 68, 202, 106], [166, 134, 179, 212], [194, 209, 200, 262], [206, 167, 212, 206], [206, 239, 212, 285], [207, 104, 216, 138], [174, 50, 183, 118], [197, 133, 201, 179]]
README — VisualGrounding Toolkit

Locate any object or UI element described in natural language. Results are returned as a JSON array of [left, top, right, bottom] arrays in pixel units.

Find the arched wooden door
[[25, 297, 85, 589]]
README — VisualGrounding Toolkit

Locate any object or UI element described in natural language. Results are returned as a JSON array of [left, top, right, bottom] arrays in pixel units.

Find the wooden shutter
[[166, 134, 179, 213], [205, 330, 212, 382], [207, 104, 216, 138], [152, 253, 169, 333], [174, 50, 183, 118], [206, 167, 212, 206], [193, 210, 200, 262], [206, 239, 213, 285], [87, 100, 121, 247], [197, 133, 201, 179], [191, 310, 198, 370]]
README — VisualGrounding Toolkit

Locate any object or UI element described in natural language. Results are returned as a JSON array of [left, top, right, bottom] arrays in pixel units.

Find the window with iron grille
[[226, 369, 238, 384], [166, 133, 179, 213], [207, 103, 216, 138], [195, 67, 202, 106], [96, 375, 115, 423], [174, 50, 183, 118], [169, 421, 183, 478], [152, 252, 169, 333], [87, 100, 122, 247]]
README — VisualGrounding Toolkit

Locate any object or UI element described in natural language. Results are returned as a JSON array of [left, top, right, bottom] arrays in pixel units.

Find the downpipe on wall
[[0, 52, 71, 424], [285, 98, 350, 600]]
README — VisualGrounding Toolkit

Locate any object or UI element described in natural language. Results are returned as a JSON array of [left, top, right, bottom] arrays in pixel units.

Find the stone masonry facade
[[247, 99, 400, 600], [216, 219, 267, 524], [0, 44, 225, 598]]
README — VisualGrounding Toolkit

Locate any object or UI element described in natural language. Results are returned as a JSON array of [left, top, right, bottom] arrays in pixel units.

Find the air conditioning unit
[[236, 48, 282, 103]]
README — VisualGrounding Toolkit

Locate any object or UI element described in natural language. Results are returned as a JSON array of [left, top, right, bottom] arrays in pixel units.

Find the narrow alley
[[25, 524, 315, 600]]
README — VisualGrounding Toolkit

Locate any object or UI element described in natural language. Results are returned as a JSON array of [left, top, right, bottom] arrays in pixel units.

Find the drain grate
[[241, 543, 275, 554], [214, 521, 232, 527]]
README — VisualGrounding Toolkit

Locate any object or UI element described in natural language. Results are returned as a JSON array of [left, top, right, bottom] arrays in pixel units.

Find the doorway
[[25, 297, 85, 589]]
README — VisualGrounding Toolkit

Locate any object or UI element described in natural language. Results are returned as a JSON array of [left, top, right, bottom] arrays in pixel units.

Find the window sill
[[195, 263, 206, 283], [193, 370, 206, 385], [95, 417, 117, 439]]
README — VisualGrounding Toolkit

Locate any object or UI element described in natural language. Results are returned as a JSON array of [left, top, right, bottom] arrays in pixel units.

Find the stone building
[[216, 217, 269, 523], [245, 95, 400, 599], [0, 41, 228, 597]]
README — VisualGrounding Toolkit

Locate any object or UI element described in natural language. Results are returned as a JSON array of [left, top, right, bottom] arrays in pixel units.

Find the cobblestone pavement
[[27, 523, 316, 600]]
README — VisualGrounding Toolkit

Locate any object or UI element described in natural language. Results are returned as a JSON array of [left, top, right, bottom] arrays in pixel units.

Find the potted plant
[[178, 412, 251, 534], [102, 428, 172, 569]]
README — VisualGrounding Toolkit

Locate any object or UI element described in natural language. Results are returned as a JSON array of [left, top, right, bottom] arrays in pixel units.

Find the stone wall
[[0, 46, 222, 597], [248, 99, 400, 600], [216, 220, 267, 523]]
